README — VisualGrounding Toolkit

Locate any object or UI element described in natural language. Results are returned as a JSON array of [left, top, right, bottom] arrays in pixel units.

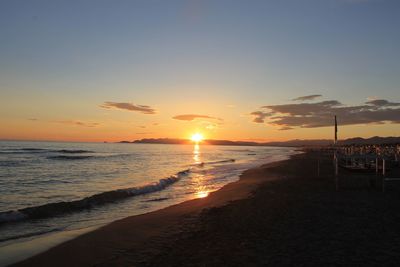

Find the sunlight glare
[[196, 191, 209, 198], [191, 133, 204, 143]]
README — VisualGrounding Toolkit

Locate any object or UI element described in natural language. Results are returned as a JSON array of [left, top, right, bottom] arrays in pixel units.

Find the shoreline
[[12, 150, 400, 266], [8, 155, 288, 267], [0, 226, 99, 267]]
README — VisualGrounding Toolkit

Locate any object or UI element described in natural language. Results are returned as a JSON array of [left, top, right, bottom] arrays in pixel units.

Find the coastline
[[12, 150, 400, 266], [0, 226, 99, 267], [9, 154, 287, 267]]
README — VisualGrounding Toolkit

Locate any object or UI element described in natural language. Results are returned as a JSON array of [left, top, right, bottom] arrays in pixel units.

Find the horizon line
[[1, 135, 398, 144]]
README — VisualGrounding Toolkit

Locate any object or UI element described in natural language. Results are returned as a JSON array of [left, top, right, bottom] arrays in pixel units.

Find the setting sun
[[191, 133, 204, 143]]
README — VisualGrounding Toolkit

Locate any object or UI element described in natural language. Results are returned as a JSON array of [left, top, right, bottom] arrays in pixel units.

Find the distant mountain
[[262, 139, 332, 147], [338, 136, 400, 145], [118, 136, 400, 147], [132, 138, 192, 145], [121, 138, 260, 146]]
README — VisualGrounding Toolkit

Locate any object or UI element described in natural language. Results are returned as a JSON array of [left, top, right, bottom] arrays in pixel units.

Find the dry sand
[[12, 151, 400, 266]]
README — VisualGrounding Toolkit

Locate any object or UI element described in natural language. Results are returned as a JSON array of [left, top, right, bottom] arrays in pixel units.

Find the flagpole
[[334, 115, 337, 146], [334, 115, 339, 190]]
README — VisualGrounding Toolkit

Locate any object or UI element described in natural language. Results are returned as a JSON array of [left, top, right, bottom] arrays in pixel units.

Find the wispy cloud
[[100, 102, 156, 114], [250, 99, 400, 129], [279, 126, 294, 131], [292, 94, 322, 101], [172, 114, 223, 121], [199, 121, 221, 130], [54, 120, 100, 128], [365, 99, 400, 107]]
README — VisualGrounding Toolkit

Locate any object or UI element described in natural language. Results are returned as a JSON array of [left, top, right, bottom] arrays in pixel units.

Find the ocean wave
[[193, 159, 235, 167], [143, 197, 170, 202], [20, 148, 47, 151], [0, 211, 27, 224], [225, 149, 255, 152], [46, 153, 132, 160], [0, 169, 190, 224], [0, 227, 63, 243], [0, 161, 24, 167], [0, 149, 49, 154], [47, 155, 94, 160], [0, 148, 93, 155], [56, 149, 94, 154]]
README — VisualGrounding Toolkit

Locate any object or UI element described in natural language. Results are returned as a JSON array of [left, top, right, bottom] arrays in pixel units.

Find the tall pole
[[334, 115, 338, 146], [334, 115, 338, 190]]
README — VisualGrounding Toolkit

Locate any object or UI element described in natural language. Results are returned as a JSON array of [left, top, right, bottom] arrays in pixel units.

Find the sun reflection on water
[[193, 144, 201, 164], [192, 144, 209, 198], [196, 191, 209, 198]]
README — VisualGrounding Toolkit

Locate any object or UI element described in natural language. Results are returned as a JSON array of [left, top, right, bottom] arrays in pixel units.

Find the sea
[[0, 141, 296, 265]]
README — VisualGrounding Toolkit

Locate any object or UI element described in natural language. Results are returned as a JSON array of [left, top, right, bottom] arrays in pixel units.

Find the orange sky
[[1, 98, 399, 143], [1, 1, 399, 142]]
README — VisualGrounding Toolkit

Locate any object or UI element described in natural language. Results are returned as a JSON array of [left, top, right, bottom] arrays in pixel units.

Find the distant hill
[[122, 138, 260, 146], [262, 139, 332, 147], [338, 136, 400, 146], [118, 136, 400, 147], [133, 138, 190, 145]]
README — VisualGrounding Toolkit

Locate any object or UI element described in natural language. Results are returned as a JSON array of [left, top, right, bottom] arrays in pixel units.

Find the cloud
[[198, 121, 221, 130], [100, 102, 156, 114], [365, 99, 400, 107], [54, 120, 100, 128], [172, 114, 223, 121], [27, 118, 38, 121], [261, 100, 342, 116], [250, 99, 400, 129], [250, 111, 273, 123], [279, 126, 294, 131], [292, 94, 322, 101]]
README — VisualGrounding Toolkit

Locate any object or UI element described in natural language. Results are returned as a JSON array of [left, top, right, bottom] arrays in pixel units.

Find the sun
[[191, 133, 204, 143]]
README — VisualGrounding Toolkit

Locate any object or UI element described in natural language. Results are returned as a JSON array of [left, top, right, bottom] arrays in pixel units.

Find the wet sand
[[12, 151, 400, 266]]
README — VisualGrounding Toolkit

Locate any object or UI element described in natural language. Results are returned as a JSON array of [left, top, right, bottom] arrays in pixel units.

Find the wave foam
[[0, 169, 190, 224], [193, 159, 235, 167]]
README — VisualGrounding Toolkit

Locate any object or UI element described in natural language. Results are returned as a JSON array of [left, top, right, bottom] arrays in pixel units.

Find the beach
[[0, 143, 295, 257], [11, 150, 400, 266]]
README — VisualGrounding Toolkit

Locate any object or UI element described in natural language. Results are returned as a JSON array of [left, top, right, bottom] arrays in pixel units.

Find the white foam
[[124, 169, 190, 196]]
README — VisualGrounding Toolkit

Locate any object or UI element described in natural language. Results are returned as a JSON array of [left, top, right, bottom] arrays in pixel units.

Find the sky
[[0, 0, 399, 142]]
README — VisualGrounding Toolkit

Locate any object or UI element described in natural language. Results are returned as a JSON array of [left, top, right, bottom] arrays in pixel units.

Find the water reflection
[[196, 191, 209, 198], [192, 144, 209, 198], [193, 144, 201, 164]]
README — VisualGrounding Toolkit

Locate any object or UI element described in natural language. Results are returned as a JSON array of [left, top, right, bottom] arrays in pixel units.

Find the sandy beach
[[12, 151, 400, 266]]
